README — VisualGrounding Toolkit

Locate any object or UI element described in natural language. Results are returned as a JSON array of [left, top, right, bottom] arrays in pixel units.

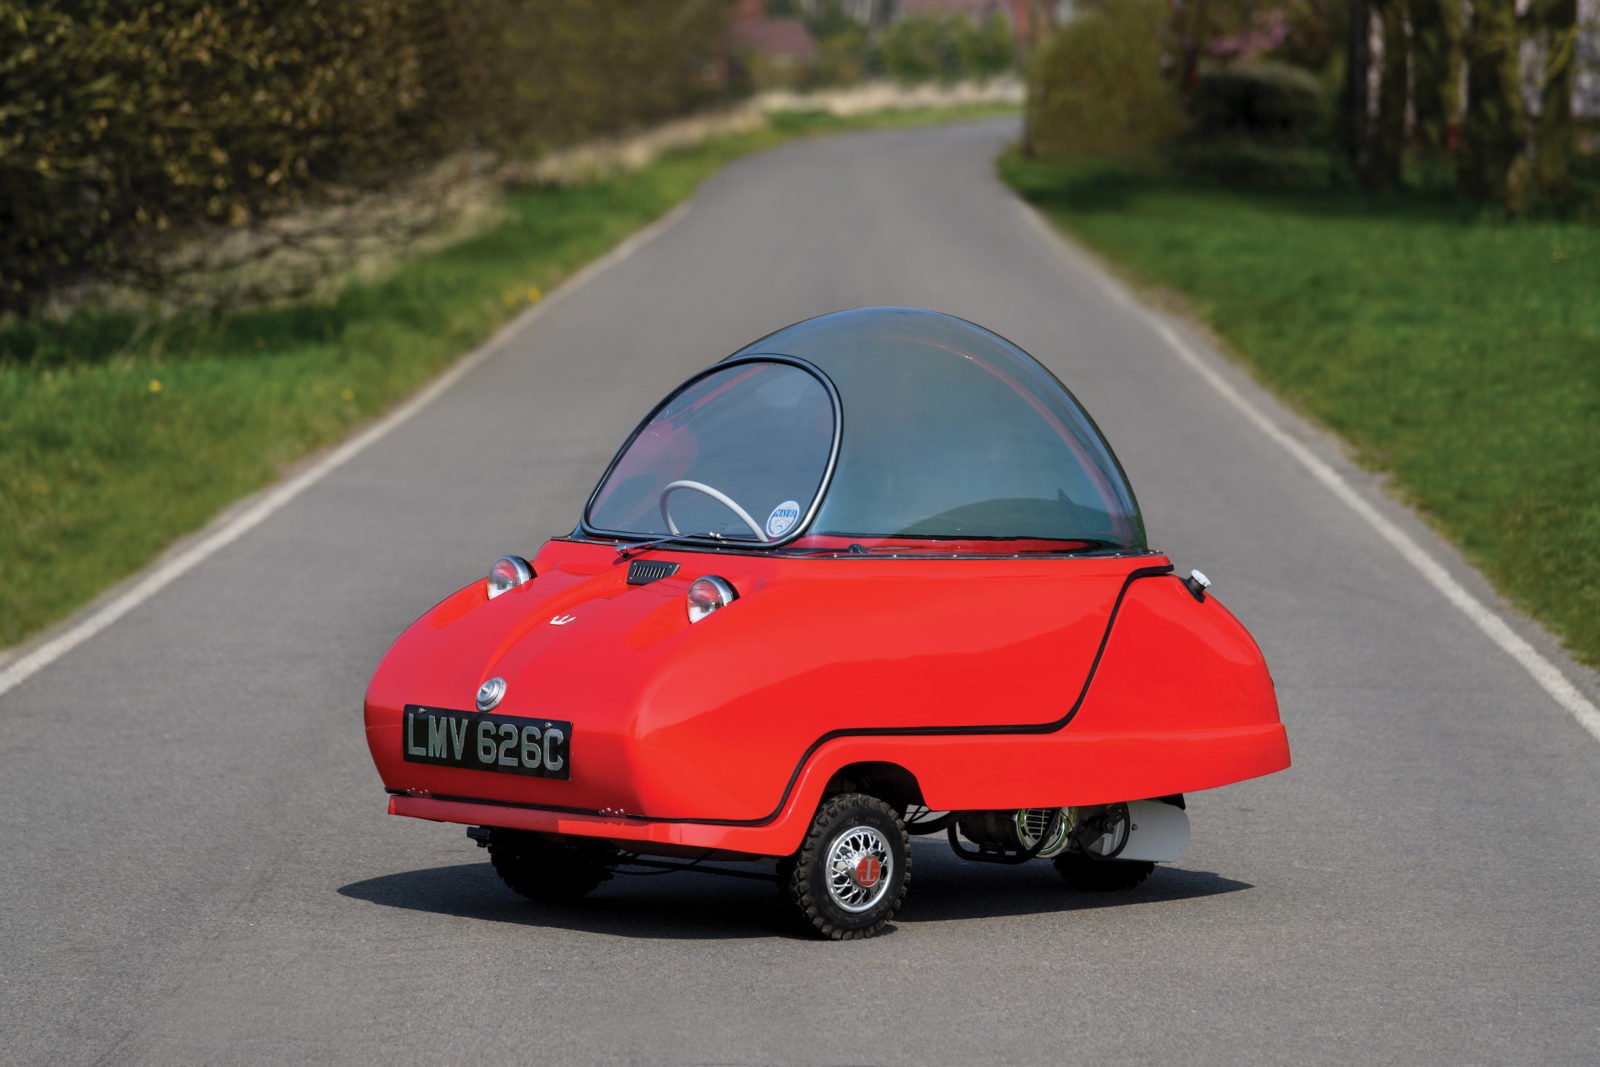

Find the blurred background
[[1, 0, 1597, 661], [6, 0, 1590, 318]]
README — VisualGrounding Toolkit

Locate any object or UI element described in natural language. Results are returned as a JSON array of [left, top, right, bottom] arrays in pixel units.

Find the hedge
[[0, 0, 733, 316]]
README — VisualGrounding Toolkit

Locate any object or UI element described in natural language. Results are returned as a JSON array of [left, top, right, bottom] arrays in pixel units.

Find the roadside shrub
[[877, 14, 1015, 85], [953, 14, 1016, 81], [1189, 60, 1329, 146], [879, 15, 953, 83], [0, 0, 427, 312], [1024, 0, 1188, 161], [1167, 143, 1334, 187], [0, 0, 734, 316], [805, 26, 871, 88]]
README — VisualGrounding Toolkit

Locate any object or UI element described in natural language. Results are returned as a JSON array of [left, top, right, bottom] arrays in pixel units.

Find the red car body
[[368, 542, 1285, 855], [363, 307, 1289, 936]]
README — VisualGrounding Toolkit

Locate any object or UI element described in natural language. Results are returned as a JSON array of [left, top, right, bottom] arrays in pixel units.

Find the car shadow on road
[[896, 845, 1252, 924], [338, 845, 1251, 941], [340, 861, 798, 940]]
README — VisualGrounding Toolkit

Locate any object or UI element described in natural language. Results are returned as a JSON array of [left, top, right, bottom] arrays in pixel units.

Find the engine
[[955, 808, 1073, 859], [948, 799, 1190, 864]]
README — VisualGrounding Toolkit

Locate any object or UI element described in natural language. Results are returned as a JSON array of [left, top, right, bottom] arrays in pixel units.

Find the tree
[[1532, 0, 1578, 200], [1365, 0, 1410, 187], [1458, 0, 1528, 209], [1338, 0, 1371, 169], [1409, 0, 1462, 153]]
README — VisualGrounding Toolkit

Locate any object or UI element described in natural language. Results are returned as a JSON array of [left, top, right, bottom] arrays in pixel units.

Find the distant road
[[4, 118, 1597, 1065]]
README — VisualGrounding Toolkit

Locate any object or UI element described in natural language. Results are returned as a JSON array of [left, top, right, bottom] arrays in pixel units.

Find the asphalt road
[[5, 119, 1599, 1066]]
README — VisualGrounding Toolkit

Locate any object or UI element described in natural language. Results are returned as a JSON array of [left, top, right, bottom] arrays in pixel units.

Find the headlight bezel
[[686, 575, 737, 623], [486, 555, 534, 600]]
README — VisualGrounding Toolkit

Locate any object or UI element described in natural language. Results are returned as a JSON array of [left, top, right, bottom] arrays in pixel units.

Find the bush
[[805, 26, 871, 88], [0, 0, 734, 316], [1166, 143, 1334, 187], [1024, 0, 1188, 162], [0, 0, 428, 312], [879, 15, 953, 83], [1189, 60, 1329, 146], [877, 14, 1015, 85], [953, 15, 1016, 81]]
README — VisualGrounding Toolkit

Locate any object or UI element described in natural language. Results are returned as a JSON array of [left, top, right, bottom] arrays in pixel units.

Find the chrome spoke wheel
[[783, 793, 909, 940], [825, 825, 894, 913]]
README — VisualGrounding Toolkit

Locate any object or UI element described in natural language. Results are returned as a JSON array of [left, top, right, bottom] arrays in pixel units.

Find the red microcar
[[364, 307, 1290, 939]]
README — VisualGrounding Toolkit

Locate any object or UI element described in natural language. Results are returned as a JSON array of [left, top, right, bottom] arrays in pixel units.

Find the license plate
[[402, 704, 571, 780]]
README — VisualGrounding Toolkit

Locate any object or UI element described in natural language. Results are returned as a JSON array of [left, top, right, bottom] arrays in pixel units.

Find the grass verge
[[0, 103, 1016, 649], [1000, 151, 1600, 669]]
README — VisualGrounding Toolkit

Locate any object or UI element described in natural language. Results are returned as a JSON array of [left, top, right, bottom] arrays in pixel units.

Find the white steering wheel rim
[[658, 480, 769, 541]]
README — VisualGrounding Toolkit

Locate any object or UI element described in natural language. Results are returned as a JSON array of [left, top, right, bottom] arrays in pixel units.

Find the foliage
[[1366, 0, 1409, 188], [1189, 60, 1329, 146], [878, 16, 951, 82], [953, 14, 1016, 80], [807, 25, 872, 87], [1, 0, 419, 311], [1532, 0, 1580, 199], [1168, 142, 1334, 184], [1021, 0, 1593, 211], [1410, 0, 1463, 152], [491, 0, 732, 151], [1003, 151, 1600, 668], [1024, 0, 1188, 162], [0, 0, 733, 315], [1460, 0, 1529, 209], [878, 14, 1014, 85]]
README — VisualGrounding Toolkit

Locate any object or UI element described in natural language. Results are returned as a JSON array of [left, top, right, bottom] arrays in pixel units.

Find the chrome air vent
[[627, 559, 681, 586]]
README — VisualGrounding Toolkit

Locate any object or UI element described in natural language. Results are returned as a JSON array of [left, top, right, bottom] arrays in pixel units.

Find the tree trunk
[[1176, 0, 1211, 98], [1340, 0, 1372, 170], [1459, 0, 1527, 209], [1366, 0, 1411, 188], [1410, 0, 1462, 153], [1533, 0, 1577, 200]]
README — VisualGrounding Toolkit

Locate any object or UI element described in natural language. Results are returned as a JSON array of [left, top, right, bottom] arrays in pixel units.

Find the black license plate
[[402, 704, 571, 780]]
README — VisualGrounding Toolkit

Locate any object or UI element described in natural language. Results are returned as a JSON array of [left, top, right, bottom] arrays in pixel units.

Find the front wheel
[[782, 794, 910, 940], [487, 830, 615, 904]]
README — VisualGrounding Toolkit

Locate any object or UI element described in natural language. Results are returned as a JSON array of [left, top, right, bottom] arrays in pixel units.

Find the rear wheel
[[487, 830, 615, 903], [1053, 853, 1155, 891], [783, 793, 910, 940]]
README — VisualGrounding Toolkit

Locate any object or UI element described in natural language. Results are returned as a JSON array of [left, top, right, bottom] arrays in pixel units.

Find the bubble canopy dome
[[583, 308, 1146, 554]]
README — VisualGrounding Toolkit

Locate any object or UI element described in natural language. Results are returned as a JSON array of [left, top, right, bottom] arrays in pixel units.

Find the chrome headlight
[[487, 555, 534, 600], [686, 575, 737, 623]]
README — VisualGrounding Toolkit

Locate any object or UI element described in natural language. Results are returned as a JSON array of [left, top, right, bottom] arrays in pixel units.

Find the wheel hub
[[825, 825, 893, 913], [852, 854, 883, 889]]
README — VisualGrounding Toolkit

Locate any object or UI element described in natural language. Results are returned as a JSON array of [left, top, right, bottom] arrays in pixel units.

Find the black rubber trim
[[560, 532, 1160, 563], [396, 564, 1174, 829]]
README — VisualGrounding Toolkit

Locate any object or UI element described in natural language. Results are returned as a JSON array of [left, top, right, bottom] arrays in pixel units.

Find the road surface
[[5, 119, 1598, 1065]]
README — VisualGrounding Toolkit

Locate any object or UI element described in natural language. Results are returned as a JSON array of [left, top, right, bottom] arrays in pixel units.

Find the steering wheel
[[659, 480, 768, 541]]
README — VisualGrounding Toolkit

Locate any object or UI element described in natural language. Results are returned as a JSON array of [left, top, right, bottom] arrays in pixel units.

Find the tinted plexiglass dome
[[585, 308, 1145, 552]]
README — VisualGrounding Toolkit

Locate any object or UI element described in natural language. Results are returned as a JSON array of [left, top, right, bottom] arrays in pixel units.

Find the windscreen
[[586, 361, 835, 542], [727, 308, 1146, 549]]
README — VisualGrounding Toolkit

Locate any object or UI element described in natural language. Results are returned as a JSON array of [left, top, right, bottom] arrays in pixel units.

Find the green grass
[[0, 103, 1017, 649], [1001, 151, 1600, 669]]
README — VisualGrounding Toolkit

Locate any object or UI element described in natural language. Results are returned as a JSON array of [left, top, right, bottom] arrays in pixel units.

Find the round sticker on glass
[[765, 500, 802, 539]]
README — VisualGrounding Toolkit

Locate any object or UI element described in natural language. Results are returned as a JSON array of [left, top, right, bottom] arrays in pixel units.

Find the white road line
[[1018, 201, 1600, 745], [0, 203, 693, 701]]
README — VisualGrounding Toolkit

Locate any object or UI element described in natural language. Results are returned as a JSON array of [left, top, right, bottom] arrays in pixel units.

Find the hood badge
[[549, 614, 576, 626], [476, 677, 507, 712]]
